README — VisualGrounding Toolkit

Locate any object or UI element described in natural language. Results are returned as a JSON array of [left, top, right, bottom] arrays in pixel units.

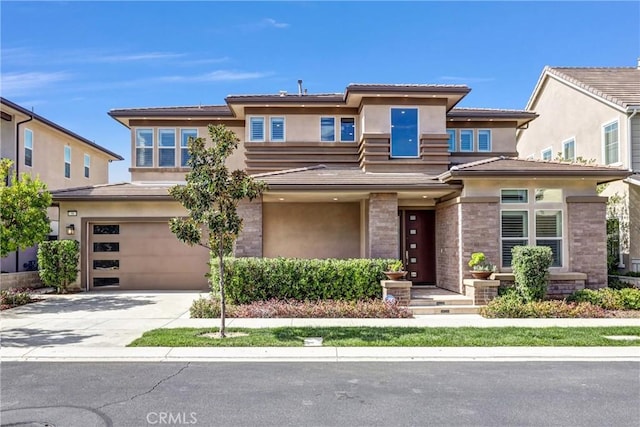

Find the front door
[[402, 210, 436, 285]]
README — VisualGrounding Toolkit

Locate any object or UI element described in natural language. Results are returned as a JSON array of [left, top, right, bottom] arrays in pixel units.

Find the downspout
[[628, 107, 639, 172], [14, 111, 34, 272]]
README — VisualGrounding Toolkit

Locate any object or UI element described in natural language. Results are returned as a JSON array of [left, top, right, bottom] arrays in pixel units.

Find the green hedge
[[567, 288, 640, 310], [37, 239, 79, 294], [210, 257, 395, 304], [511, 246, 553, 302]]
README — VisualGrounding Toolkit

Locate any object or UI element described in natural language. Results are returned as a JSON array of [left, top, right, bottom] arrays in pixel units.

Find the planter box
[[0, 271, 43, 290]]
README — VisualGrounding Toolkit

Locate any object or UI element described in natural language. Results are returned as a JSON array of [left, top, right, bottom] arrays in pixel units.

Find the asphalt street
[[1, 361, 638, 427]]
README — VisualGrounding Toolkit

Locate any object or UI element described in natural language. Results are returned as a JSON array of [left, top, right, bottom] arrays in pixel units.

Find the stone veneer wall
[[435, 201, 460, 293], [459, 199, 500, 290], [368, 193, 399, 259], [235, 198, 263, 257], [629, 183, 639, 269], [567, 199, 607, 287], [0, 271, 42, 290]]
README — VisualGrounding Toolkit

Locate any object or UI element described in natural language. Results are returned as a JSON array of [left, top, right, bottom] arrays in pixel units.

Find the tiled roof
[[1, 97, 124, 160], [109, 105, 233, 117], [448, 107, 538, 119], [545, 67, 640, 109], [50, 182, 177, 200]]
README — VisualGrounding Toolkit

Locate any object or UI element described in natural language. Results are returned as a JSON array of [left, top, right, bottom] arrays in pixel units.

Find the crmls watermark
[[146, 411, 197, 425]]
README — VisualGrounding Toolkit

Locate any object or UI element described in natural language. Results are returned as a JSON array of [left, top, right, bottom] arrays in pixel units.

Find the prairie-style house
[[0, 97, 123, 274], [49, 83, 629, 293], [517, 63, 640, 272]]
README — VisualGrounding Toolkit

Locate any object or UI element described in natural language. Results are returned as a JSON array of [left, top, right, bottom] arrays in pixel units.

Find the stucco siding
[[631, 115, 640, 171]]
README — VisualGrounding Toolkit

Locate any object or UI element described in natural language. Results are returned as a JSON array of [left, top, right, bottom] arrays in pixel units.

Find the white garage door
[[89, 222, 210, 290]]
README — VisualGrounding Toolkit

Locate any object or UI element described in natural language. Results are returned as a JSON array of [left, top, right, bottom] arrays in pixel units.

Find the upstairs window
[[181, 129, 197, 167], [158, 129, 176, 167], [460, 130, 473, 152], [563, 138, 575, 162], [24, 129, 33, 167], [64, 146, 71, 178], [603, 121, 619, 165], [249, 117, 265, 142], [478, 130, 491, 152], [340, 118, 355, 142], [447, 129, 456, 152], [321, 117, 335, 142], [84, 154, 90, 178], [270, 117, 285, 142], [541, 148, 552, 161], [135, 129, 154, 167], [390, 108, 418, 158]]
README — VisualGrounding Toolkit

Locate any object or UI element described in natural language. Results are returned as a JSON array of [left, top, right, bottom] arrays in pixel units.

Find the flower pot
[[470, 271, 493, 280], [384, 271, 408, 280]]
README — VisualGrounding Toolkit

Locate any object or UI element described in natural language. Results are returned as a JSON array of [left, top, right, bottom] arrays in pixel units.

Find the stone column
[[567, 197, 607, 287], [235, 198, 263, 257], [368, 193, 399, 259]]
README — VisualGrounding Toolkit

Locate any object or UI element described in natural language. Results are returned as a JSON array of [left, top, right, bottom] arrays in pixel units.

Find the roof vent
[[279, 90, 287, 97], [298, 79, 303, 96]]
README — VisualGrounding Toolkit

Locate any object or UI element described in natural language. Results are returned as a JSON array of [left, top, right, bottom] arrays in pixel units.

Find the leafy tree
[[37, 240, 79, 293], [169, 124, 266, 337], [0, 159, 52, 258]]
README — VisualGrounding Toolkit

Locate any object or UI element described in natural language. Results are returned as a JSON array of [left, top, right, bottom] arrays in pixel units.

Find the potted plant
[[468, 252, 496, 279], [384, 260, 408, 280]]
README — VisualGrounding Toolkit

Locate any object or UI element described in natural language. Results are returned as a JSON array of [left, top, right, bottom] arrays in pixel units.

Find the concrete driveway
[[0, 291, 206, 347]]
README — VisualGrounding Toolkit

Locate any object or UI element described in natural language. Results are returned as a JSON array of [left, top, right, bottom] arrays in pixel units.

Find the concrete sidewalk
[[1, 291, 639, 362]]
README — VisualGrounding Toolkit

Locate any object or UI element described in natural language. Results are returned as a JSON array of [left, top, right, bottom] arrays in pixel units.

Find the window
[[390, 108, 418, 157], [541, 148, 552, 161], [158, 129, 176, 167], [478, 130, 491, 152], [501, 210, 529, 267], [501, 189, 528, 204], [563, 138, 575, 162], [536, 210, 563, 267], [321, 117, 335, 142], [93, 242, 119, 252], [93, 224, 119, 234], [447, 129, 456, 152], [24, 129, 33, 167], [460, 130, 473, 152], [340, 118, 355, 142], [249, 117, 265, 142], [135, 129, 154, 167], [270, 117, 285, 142], [93, 277, 119, 287], [64, 146, 71, 178], [603, 121, 619, 165], [181, 129, 197, 167], [84, 154, 90, 178], [93, 260, 119, 270], [535, 188, 562, 203]]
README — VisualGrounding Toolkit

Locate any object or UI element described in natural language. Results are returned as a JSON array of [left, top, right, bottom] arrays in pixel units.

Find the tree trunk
[[218, 238, 226, 338]]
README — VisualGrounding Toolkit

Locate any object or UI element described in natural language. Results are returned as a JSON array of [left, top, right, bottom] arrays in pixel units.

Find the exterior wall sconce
[[67, 210, 78, 216], [66, 224, 75, 235]]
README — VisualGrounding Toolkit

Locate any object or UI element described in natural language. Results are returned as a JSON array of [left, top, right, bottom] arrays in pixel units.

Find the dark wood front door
[[403, 210, 436, 285]]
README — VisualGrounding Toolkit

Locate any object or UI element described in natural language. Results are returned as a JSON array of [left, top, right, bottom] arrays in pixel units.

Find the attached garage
[[87, 221, 209, 291]]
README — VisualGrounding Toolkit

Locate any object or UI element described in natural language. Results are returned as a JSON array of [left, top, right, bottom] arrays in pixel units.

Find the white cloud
[[1, 71, 72, 97], [179, 56, 230, 66], [439, 76, 495, 83], [157, 70, 268, 83], [239, 18, 290, 32], [93, 52, 187, 63], [264, 18, 289, 29]]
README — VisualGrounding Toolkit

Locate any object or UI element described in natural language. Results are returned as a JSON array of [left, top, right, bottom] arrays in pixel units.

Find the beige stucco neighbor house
[[516, 64, 640, 272], [49, 83, 629, 293], [1, 97, 123, 273]]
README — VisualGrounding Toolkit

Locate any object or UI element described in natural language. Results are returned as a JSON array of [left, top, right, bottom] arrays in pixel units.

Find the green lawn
[[128, 326, 640, 347]]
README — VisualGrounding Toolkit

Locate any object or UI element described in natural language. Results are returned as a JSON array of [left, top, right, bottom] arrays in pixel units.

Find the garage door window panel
[[93, 242, 119, 252]]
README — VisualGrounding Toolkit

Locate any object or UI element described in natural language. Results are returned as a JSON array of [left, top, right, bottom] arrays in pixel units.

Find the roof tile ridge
[[251, 165, 327, 178], [110, 104, 228, 111], [546, 68, 627, 108], [453, 156, 503, 170], [49, 182, 127, 193]]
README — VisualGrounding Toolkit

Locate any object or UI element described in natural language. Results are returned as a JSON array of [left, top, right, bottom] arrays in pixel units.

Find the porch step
[[409, 305, 481, 315], [409, 295, 474, 306]]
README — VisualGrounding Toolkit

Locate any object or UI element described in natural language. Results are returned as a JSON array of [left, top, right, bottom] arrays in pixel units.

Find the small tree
[[0, 159, 52, 258], [511, 246, 553, 302], [169, 124, 266, 337], [37, 240, 80, 293]]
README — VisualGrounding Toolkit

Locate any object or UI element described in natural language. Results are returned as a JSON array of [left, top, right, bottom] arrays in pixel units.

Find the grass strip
[[128, 326, 640, 347]]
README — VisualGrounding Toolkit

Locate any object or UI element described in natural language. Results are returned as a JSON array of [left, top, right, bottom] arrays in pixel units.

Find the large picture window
[[135, 129, 154, 167], [390, 108, 418, 157]]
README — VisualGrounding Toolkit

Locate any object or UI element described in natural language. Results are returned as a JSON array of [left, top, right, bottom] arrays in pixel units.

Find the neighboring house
[[516, 63, 640, 272], [0, 97, 123, 273], [50, 83, 629, 292]]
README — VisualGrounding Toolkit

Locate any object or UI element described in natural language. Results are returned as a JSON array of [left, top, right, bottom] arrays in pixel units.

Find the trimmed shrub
[[568, 288, 640, 310], [480, 293, 607, 318], [607, 277, 635, 290], [0, 288, 34, 309], [210, 257, 395, 304], [37, 239, 80, 294], [511, 246, 553, 302], [190, 297, 413, 319]]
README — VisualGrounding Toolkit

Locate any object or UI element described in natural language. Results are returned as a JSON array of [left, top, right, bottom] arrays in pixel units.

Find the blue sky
[[2, 1, 639, 183]]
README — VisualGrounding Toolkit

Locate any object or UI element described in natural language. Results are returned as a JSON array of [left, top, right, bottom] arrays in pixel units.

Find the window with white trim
[[603, 121, 619, 165], [270, 117, 285, 142], [478, 130, 491, 152], [84, 154, 90, 178], [135, 129, 154, 167], [24, 128, 33, 167], [536, 210, 563, 267], [562, 138, 575, 162], [447, 129, 456, 152], [181, 129, 197, 167], [501, 210, 529, 267], [340, 118, 355, 142], [320, 117, 335, 142], [460, 130, 473, 152], [64, 146, 71, 178], [249, 117, 265, 142], [542, 148, 552, 161], [158, 129, 176, 167]]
